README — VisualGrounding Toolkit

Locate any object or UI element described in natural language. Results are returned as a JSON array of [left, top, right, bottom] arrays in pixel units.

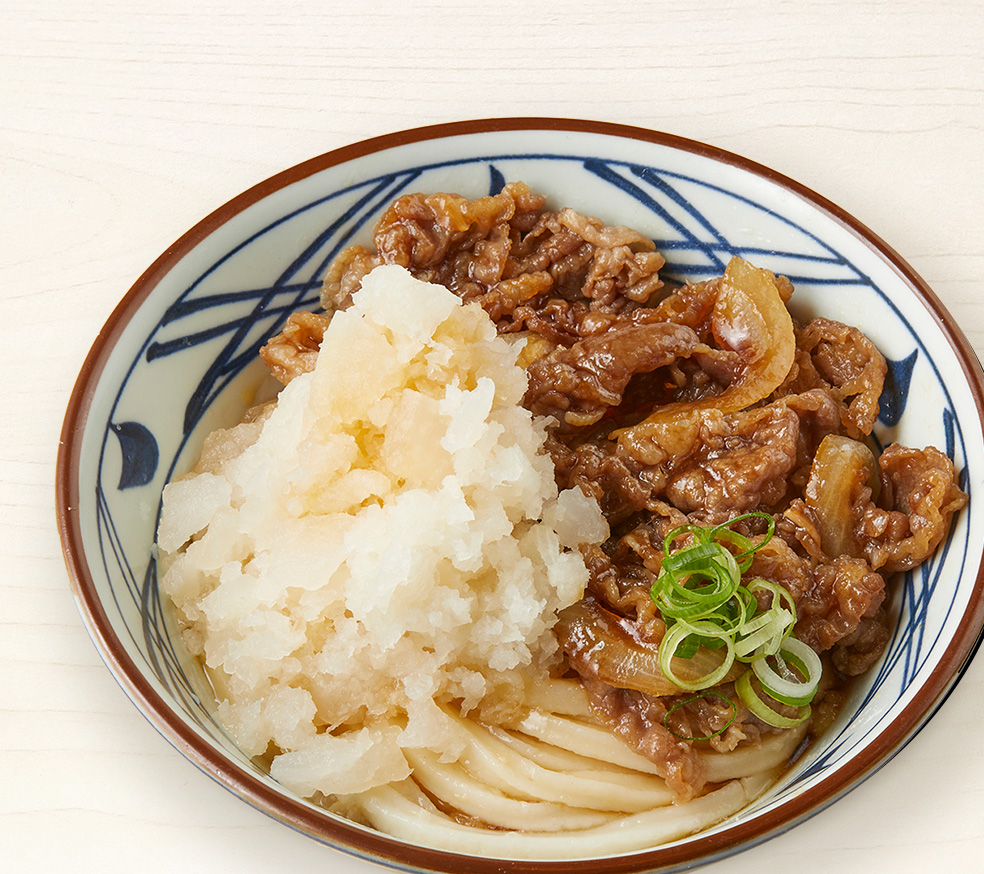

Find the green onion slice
[[735, 670, 811, 728], [649, 513, 821, 722], [654, 543, 742, 615], [659, 621, 736, 691], [709, 512, 776, 569], [751, 637, 822, 707], [733, 579, 797, 661]]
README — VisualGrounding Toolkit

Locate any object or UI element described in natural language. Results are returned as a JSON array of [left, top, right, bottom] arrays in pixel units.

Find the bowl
[[56, 118, 984, 873]]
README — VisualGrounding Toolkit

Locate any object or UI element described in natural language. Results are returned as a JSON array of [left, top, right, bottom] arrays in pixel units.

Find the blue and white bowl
[[57, 119, 984, 874]]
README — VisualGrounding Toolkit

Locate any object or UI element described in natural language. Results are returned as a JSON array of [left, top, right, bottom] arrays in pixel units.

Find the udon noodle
[[158, 184, 966, 858]]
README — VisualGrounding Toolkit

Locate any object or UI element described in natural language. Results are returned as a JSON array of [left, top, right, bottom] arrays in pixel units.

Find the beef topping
[[257, 185, 967, 804]]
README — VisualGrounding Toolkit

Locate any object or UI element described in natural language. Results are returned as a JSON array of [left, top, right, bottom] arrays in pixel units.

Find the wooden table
[[3, 2, 982, 871]]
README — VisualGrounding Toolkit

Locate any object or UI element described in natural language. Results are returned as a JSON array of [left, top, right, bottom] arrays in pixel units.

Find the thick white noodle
[[520, 677, 598, 719], [405, 749, 617, 831], [509, 709, 666, 774], [336, 678, 804, 858], [701, 723, 808, 783], [358, 772, 777, 860], [482, 723, 620, 773], [443, 707, 675, 812]]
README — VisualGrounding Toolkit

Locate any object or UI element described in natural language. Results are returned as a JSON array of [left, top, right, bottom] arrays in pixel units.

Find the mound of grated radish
[[157, 265, 609, 800]]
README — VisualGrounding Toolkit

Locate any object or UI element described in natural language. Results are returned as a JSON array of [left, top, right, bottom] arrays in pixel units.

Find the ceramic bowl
[[57, 118, 984, 873]]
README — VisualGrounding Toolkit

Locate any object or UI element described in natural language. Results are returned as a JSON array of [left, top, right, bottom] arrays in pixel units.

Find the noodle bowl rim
[[56, 117, 984, 874]]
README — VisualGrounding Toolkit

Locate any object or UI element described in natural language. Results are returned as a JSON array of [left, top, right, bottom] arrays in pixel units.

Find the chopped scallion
[[736, 669, 811, 728], [649, 513, 820, 721]]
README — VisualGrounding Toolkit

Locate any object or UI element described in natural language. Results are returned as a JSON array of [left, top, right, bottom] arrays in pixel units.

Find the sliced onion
[[804, 434, 877, 559], [555, 600, 741, 697], [615, 257, 796, 466]]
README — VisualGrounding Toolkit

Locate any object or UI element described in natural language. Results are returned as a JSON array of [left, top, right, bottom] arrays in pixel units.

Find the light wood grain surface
[[3, 2, 982, 872]]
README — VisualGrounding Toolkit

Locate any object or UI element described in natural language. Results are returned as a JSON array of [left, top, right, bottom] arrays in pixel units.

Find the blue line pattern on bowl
[[110, 421, 159, 489], [92, 151, 970, 814]]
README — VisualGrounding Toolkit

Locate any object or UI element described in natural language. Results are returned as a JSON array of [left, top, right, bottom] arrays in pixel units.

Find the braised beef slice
[[524, 322, 703, 429], [259, 310, 331, 385], [775, 318, 887, 439], [320, 182, 666, 345], [861, 443, 967, 573], [579, 677, 707, 802]]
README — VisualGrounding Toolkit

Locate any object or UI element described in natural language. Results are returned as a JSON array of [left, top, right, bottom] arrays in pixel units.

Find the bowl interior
[[59, 121, 984, 872]]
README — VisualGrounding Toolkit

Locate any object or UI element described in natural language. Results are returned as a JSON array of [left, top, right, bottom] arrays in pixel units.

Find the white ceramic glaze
[[57, 119, 984, 874]]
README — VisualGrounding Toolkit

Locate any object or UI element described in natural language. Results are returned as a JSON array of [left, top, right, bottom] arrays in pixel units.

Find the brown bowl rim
[[55, 117, 984, 873]]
